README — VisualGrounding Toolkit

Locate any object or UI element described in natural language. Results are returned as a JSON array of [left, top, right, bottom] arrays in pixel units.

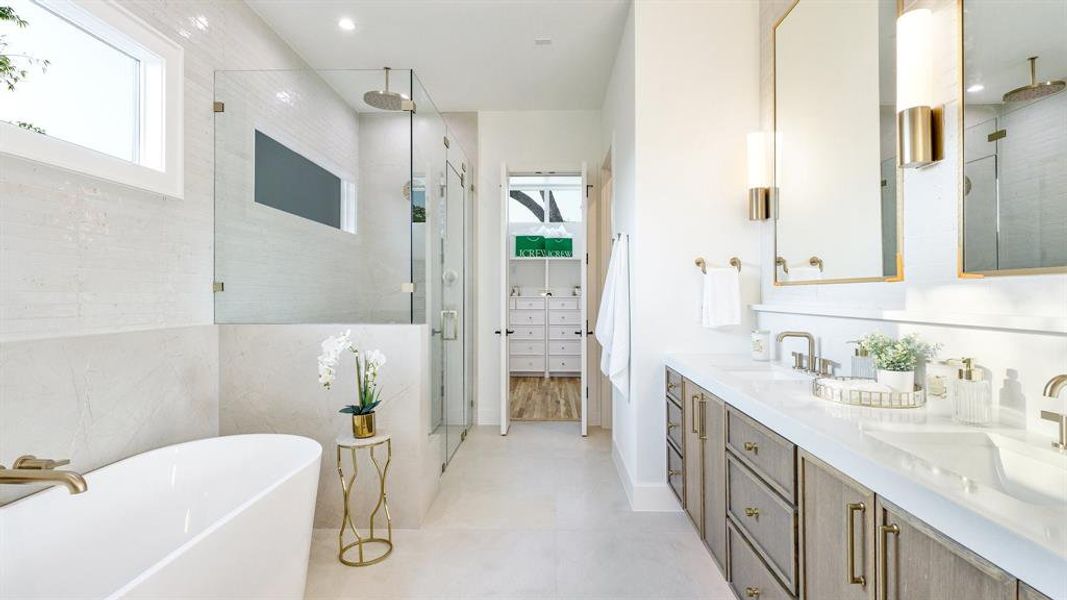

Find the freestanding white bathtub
[[0, 434, 322, 599]]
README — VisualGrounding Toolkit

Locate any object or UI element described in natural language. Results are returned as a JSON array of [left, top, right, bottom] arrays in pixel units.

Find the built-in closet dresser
[[509, 295, 581, 375]]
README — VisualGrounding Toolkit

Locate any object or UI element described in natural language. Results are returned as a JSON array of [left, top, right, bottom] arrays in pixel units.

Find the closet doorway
[[498, 166, 589, 436]]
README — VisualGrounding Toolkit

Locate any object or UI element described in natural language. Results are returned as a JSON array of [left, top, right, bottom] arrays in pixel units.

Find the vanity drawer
[[665, 368, 683, 402], [548, 355, 581, 372], [548, 326, 578, 340], [667, 443, 684, 503], [727, 408, 796, 500], [547, 310, 581, 325], [727, 521, 792, 600], [510, 341, 545, 356], [548, 297, 579, 310], [727, 455, 797, 592], [510, 310, 545, 325], [548, 340, 580, 356], [510, 297, 545, 310], [510, 326, 544, 340], [511, 356, 545, 372], [666, 397, 684, 453]]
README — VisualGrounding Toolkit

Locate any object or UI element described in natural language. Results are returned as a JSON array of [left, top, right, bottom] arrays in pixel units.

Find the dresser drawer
[[727, 455, 797, 592], [510, 310, 545, 325], [510, 297, 545, 310], [510, 341, 545, 356], [548, 355, 581, 372], [510, 326, 544, 340], [666, 397, 684, 453], [727, 408, 796, 500], [667, 443, 685, 504], [548, 297, 579, 310], [666, 368, 683, 402], [547, 310, 581, 325], [510, 356, 545, 372], [548, 326, 578, 340], [548, 340, 580, 356], [727, 521, 792, 600]]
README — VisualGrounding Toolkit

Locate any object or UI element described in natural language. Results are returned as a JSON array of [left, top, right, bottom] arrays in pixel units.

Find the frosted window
[[0, 0, 140, 162]]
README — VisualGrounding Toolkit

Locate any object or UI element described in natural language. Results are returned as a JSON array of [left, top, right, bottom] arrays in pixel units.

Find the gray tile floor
[[305, 422, 734, 599]]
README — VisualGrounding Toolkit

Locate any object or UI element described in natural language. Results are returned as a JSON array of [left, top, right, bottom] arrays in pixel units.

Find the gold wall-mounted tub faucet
[[0, 455, 88, 494]]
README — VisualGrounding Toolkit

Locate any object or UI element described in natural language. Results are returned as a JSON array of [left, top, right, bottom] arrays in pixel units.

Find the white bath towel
[[701, 267, 741, 328], [595, 233, 630, 396]]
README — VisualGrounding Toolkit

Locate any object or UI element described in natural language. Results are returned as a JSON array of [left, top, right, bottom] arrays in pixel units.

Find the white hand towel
[[701, 267, 741, 328], [595, 234, 630, 396]]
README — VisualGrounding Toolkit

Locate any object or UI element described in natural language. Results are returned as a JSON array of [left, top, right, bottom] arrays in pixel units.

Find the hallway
[[305, 422, 733, 599]]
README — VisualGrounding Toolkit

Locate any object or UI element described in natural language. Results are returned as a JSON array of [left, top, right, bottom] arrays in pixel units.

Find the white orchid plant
[[317, 330, 388, 416]]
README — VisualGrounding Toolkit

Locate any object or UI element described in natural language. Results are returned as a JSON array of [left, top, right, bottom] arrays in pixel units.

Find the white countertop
[[665, 353, 1067, 600]]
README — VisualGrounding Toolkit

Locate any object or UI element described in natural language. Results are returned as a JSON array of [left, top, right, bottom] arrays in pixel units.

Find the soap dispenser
[[847, 340, 875, 379], [952, 358, 992, 425]]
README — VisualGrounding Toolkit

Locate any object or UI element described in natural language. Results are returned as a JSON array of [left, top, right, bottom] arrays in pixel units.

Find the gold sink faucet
[[0, 455, 88, 494], [777, 331, 816, 373], [1041, 374, 1067, 450]]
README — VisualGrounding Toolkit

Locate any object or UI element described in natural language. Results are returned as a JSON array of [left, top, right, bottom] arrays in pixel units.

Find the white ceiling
[[246, 0, 631, 112]]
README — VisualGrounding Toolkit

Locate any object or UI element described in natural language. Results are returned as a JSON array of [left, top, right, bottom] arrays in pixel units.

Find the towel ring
[[695, 256, 741, 273], [808, 256, 824, 272], [776, 256, 789, 274]]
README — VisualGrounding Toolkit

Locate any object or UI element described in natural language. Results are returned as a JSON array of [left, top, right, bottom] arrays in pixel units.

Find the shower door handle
[[441, 310, 458, 341]]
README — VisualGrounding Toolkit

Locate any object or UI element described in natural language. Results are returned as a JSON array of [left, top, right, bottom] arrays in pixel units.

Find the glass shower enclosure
[[213, 68, 472, 467]]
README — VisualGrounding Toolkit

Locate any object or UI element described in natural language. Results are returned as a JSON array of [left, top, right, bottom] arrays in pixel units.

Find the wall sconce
[[896, 8, 942, 168], [747, 131, 771, 220]]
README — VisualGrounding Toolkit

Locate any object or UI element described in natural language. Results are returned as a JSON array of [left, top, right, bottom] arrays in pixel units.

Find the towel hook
[[776, 256, 789, 274], [808, 256, 824, 272], [694, 257, 707, 274], [729, 257, 742, 272]]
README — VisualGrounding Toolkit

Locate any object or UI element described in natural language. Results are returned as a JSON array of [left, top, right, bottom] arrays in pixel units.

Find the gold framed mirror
[[772, 0, 904, 286], [958, 0, 1067, 278]]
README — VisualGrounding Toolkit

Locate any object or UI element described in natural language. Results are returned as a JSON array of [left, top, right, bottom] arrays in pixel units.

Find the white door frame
[[499, 163, 511, 436], [579, 162, 589, 437]]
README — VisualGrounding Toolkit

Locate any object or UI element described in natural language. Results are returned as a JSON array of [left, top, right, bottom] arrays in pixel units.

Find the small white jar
[[751, 330, 771, 361]]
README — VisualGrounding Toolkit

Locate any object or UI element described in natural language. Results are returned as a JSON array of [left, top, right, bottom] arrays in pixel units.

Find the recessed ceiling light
[[967, 83, 985, 93], [338, 17, 356, 31], [534, 38, 552, 46]]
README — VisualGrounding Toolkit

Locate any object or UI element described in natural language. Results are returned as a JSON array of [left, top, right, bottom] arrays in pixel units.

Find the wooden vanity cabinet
[[1019, 582, 1053, 600], [701, 389, 727, 568], [876, 498, 1016, 600], [799, 452, 875, 600], [681, 378, 705, 533]]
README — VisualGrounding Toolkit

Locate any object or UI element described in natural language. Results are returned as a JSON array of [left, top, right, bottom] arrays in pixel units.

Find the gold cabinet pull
[[691, 395, 701, 433], [667, 381, 679, 391], [668, 469, 682, 477], [744, 507, 760, 520], [698, 397, 708, 439], [744, 587, 761, 598], [879, 523, 900, 600], [743, 441, 759, 454], [667, 422, 680, 431], [847, 502, 867, 588]]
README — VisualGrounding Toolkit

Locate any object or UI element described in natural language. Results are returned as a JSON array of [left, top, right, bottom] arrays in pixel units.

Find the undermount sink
[[724, 368, 811, 382], [866, 430, 1067, 507]]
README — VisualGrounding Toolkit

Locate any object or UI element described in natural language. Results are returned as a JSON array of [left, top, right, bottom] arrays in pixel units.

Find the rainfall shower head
[[363, 67, 411, 111], [1003, 56, 1065, 103]]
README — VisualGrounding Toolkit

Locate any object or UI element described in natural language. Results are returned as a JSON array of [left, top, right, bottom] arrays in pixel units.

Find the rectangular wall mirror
[[773, 0, 901, 285], [961, 0, 1067, 276]]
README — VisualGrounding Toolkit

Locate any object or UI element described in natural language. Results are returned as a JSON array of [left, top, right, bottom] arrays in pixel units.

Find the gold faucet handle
[[12, 455, 70, 470], [1040, 411, 1067, 450], [1041, 410, 1065, 423]]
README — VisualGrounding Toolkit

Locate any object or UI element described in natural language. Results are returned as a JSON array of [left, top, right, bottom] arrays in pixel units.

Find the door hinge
[[987, 129, 1007, 142], [212, 281, 225, 293], [213, 101, 225, 113], [585, 184, 593, 198], [585, 252, 589, 265]]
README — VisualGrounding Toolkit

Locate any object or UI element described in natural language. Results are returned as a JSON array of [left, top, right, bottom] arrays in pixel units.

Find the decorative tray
[[812, 377, 926, 409]]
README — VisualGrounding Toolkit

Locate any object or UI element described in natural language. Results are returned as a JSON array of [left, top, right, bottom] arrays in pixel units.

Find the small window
[[508, 175, 582, 224], [0, 0, 183, 197]]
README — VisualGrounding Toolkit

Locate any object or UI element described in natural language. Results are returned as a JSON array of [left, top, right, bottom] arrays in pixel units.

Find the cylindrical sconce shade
[[746, 131, 771, 189], [896, 8, 933, 111]]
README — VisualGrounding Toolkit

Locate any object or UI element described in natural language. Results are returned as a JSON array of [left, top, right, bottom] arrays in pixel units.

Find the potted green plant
[[859, 332, 940, 393], [318, 330, 387, 438]]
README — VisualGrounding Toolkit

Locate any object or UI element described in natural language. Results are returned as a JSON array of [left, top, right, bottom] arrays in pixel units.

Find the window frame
[[0, 0, 184, 198]]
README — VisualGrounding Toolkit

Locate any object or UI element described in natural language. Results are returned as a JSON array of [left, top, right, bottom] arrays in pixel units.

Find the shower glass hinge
[[402, 99, 416, 112], [212, 281, 225, 293], [987, 129, 1007, 142], [401, 282, 416, 293], [213, 101, 224, 113]]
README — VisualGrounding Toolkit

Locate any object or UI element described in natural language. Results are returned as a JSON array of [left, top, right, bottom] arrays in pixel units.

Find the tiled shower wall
[[0, 0, 350, 504]]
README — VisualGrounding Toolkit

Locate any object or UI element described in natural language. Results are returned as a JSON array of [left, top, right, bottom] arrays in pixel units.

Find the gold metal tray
[[812, 377, 926, 409]]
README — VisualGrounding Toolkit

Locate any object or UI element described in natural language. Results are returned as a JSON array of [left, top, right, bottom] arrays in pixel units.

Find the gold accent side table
[[336, 433, 393, 566]]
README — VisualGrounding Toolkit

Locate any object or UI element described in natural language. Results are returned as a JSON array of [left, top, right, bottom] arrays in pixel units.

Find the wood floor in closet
[[510, 376, 581, 421]]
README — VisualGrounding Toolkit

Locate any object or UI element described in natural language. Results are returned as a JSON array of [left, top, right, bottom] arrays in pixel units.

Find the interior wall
[[757, 0, 1067, 436], [474, 110, 603, 427]]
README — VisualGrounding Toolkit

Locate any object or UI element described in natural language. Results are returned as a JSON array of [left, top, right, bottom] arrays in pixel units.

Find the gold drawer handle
[[667, 382, 679, 391], [743, 441, 759, 454], [879, 523, 900, 600], [667, 422, 680, 431], [745, 587, 761, 598], [744, 507, 760, 520], [847, 502, 867, 588], [668, 469, 682, 477]]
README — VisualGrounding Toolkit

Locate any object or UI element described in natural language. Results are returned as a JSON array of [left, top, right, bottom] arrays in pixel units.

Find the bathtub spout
[[0, 455, 88, 494]]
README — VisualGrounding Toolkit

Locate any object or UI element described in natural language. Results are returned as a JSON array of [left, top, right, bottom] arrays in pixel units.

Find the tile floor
[[304, 422, 734, 599]]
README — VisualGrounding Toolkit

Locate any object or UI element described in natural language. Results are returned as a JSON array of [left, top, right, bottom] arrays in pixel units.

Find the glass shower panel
[[442, 160, 467, 461]]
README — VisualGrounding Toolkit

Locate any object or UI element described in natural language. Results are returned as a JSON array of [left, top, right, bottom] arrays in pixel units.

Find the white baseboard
[[611, 440, 682, 513]]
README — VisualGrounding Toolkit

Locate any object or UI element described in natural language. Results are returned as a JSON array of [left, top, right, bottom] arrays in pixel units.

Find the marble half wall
[[219, 324, 439, 528], [0, 325, 219, 505]]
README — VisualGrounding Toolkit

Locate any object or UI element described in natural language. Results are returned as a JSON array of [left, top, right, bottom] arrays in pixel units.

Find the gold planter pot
[[352, 412, 376, 439]]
